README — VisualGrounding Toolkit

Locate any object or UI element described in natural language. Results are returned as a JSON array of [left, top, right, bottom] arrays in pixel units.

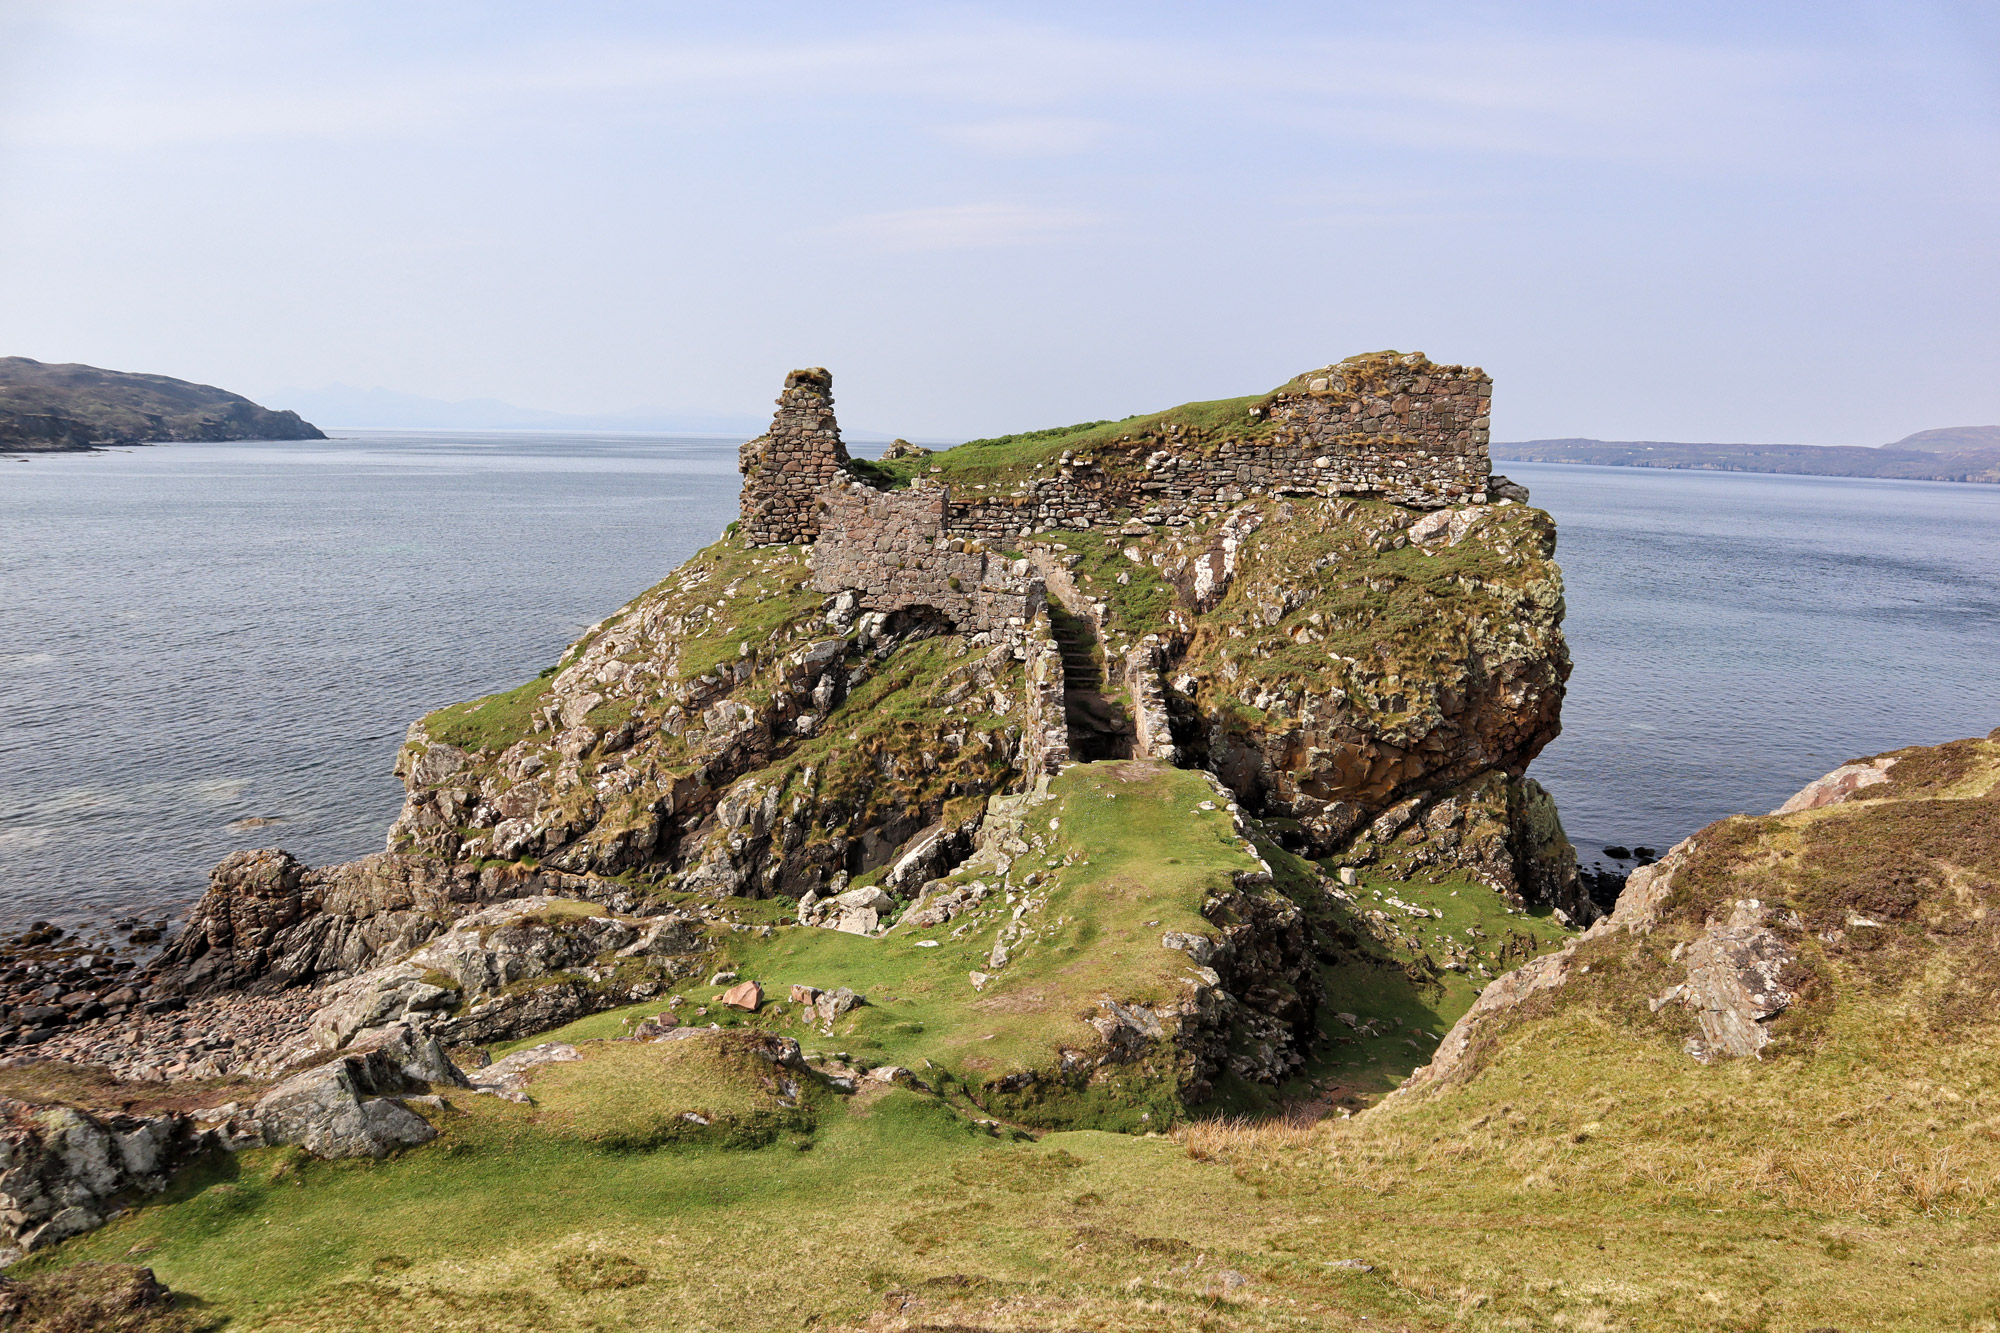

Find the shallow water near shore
[[2, 437, 1997, 931]]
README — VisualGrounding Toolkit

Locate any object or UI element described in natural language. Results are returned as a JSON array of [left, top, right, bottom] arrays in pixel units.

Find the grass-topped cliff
[[384, 485, 1567, 903], [0, 356, 324, 451], [849, 349, 1472, 494]]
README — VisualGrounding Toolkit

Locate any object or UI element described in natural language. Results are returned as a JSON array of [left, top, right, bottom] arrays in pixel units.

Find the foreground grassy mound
[[505, 761, 1570, 1122], [18, 761, 1587, 1330], [45, 738, 2000, 1328]]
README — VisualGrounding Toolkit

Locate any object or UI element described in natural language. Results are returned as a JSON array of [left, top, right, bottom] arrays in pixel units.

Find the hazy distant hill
[[273, 383, 921, 441], [1493, 426, 2000, 484], [0, 358, 324, 452], [274, 383, 777, 436]]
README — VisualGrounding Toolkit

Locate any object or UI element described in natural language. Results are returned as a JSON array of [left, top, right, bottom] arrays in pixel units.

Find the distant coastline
[[0, 357, 324, 453], [1495, 427, 2000, 485]]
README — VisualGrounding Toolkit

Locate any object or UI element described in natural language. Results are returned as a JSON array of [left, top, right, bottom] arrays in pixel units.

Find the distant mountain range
[[0, 358, 324, 452], [1494, 426, 2000, 484], [273, 384, 901, 441]]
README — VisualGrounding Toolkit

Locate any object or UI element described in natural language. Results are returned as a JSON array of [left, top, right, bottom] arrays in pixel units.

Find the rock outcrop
[[1668, 898, 1802, 1062], [153, 849, 657, 999], [251, 1025, 462, 1159], [1399, 728, 2000, 1096], [304, 897, 708, 1055], [0, 1098, 206, 1259]]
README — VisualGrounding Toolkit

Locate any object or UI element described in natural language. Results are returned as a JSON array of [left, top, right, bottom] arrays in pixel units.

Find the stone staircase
[[1047, 602, 1133, 762]]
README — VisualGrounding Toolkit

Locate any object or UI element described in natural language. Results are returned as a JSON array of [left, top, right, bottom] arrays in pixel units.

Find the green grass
[[667, 544, 823, 683], [523, 1034, 814, 1150], [423, 675, 554, 753], [1307, 870, 1571, 1099], [1035, 528, 1179, 640], [857, 391, 1283, 492], [28, 740, 2000, 1330], [640, 763, 1248, 1108]]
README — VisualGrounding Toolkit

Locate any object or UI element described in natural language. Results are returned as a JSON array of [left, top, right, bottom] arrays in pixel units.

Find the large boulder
[[304, 897, 707, 1054], [251, 1025, 465, 1160], [0, 1099, 202, 1260]]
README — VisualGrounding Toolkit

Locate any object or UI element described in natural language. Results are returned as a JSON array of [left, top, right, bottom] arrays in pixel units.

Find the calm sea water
[[2, 438, 1996, 930], [1510, 460, 2000, 869]]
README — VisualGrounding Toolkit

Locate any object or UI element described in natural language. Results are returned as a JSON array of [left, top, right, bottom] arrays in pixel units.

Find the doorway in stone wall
[[1046, 600, 1134, 762]]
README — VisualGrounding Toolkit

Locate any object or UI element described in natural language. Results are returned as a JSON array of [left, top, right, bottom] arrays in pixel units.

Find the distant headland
[[1495, 426, 2000, 484], [0, 357, 325, 452]]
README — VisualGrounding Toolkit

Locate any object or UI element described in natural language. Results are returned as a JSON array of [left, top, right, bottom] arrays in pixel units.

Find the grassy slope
[[35, 744, 2000, 1329], [1307, 867, 1571, 1101], [510, 763, 1261, 1128]]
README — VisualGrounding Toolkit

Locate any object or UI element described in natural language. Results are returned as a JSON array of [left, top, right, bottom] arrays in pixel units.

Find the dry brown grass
[[1173, 1113, 1328, 1165]]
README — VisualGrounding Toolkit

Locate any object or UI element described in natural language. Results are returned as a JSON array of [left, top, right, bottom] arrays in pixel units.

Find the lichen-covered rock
[[1168, 497, 1570, 857], [154, 849, 643, 999], [251, 1026, 461, 1159], [467, 1042, 581, 1103], [0, 1099, 203, 1259], [1772, 756, 1896, 813], [304, 897, 707, 1054], [1328, 770, 1593, 922], [1648, 898, 1803, 1062]]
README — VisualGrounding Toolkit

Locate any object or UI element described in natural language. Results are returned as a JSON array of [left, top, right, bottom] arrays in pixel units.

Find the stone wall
[[1019, 609, 1070, 778], [940, 353, 1493, 540], [808, 478, 1043, 635], [1122, 638, 1179, 764], [737, 368, 851, 545]]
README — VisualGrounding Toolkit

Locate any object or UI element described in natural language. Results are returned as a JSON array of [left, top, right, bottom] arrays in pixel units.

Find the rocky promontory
[[1, 356, 1623, 1324], [0, 357, 324, 452]]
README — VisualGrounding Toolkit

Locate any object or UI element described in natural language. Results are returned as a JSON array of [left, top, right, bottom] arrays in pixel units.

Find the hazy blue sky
[[2, 2, 1995, 442]]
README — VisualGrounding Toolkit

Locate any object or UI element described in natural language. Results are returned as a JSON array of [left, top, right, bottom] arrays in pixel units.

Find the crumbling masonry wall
[[809, 479, 1043, 635], [753, 355, 1492, 781], [941, 353, 1493, 540], [738, 368, 851, 545]]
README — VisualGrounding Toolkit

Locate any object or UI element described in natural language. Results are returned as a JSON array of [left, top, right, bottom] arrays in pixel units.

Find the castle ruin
[[734, 354, 1496, 772], [735, 368, 850, 545]]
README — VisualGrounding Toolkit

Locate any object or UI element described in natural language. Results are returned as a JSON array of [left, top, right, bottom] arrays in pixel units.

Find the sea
[[3, 435, 1997, 933]]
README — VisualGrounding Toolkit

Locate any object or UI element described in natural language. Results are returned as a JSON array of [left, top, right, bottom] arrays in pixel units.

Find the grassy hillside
[[17, 761, 1580, 1330], [24, 735, 2000, 1330]]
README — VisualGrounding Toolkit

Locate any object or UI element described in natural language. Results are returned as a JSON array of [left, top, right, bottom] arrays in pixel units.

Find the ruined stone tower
[[736, 367, 850, 545]]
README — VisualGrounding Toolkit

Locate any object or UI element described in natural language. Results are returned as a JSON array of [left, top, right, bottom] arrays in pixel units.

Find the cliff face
[[0, 357, 324, 451]]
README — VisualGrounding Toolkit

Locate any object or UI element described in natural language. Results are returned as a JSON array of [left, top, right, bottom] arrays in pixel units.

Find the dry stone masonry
[[737, 368, 851, 545], [807, 478, 1043, 635], [736, 352, 1497, 779], [936, 352, 1493, 541], [741, 351, 1493, 553]]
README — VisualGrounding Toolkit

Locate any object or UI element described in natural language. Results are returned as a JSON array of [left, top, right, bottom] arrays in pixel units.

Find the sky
[[1, 1, 1996, 443]]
